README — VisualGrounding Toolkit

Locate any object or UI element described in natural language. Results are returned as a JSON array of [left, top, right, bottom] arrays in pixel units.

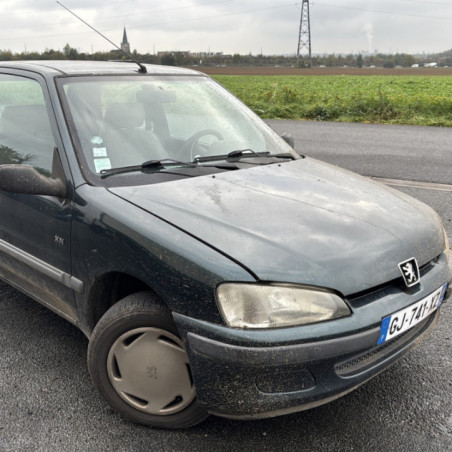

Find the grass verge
[[213, 75, 452, 126]]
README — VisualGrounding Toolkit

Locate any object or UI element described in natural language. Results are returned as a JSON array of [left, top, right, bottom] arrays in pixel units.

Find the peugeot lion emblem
[[398, 258, 420, 288]]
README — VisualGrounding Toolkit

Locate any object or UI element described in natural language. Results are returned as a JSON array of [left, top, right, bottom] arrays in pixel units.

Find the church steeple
[[121, 27, 130, 54]]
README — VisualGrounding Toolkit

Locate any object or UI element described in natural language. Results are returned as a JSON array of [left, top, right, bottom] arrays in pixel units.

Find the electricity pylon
[[296, 0, 312, 68]]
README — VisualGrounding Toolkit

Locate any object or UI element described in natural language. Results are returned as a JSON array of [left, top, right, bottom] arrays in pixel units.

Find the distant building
[[157, 50, 191, 59], [121, 28, 130, 54]]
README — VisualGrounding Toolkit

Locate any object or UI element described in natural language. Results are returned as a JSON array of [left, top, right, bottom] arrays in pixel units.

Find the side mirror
[[280, 132, 295, 149], [0, 164, 66, 198]]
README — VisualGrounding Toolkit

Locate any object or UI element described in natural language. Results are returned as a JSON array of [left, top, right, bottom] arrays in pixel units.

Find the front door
[[0, 72, 78, 322]]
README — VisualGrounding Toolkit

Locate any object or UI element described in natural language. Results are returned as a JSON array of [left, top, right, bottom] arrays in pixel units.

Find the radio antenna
[[56, 1, 147, 73]]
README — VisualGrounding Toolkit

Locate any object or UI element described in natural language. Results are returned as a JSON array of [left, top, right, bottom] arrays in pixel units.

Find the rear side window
[[0, 75, 55, 176]]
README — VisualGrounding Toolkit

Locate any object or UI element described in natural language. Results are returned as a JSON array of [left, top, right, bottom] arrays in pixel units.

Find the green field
[[214, 75, 452, 127]]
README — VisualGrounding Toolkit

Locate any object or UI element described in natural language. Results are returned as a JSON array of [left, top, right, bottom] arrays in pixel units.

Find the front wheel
[[87, 292, 208, 428]]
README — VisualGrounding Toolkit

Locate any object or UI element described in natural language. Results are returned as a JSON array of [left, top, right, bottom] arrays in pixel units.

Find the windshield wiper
[[194, 149, 269, 163], [267, 152, 297, 159], [194, 149, 295, 164], [100, 159, 196, 179], [141, 159, 197, 169]]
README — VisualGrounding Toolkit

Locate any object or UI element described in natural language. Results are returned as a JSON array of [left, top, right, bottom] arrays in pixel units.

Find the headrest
[[104, 103, 145, 129]]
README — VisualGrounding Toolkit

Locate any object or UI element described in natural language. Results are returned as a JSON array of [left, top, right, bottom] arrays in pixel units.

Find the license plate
[[377, 283, 448, 345]]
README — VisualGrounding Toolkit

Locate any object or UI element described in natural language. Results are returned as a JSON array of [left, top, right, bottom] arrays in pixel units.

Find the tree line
[[0, 44, 450, 68]]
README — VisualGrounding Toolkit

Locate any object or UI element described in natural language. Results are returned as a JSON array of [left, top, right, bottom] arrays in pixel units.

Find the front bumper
[[174, 282, 450, 420]]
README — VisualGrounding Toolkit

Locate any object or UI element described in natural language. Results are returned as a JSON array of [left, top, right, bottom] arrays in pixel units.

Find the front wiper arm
[[227, 149, 267, 159], [141, 159, 197, 169], [194, 149, 270, 163], [194, 150, 297, 165], [269, 152, 297, 159], [100, 159, 196, 179], [100, 164, 141, 178]]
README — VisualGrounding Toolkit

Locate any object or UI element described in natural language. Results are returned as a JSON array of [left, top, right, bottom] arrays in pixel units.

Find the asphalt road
[[267, 120, 452, 185], [1, 121, 451, 451]]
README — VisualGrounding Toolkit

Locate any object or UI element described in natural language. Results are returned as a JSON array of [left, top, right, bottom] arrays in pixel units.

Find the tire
[[87, 292, 208, 429]]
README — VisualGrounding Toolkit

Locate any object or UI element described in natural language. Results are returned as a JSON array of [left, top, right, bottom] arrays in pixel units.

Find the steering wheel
[[183, 129, 224, 161]]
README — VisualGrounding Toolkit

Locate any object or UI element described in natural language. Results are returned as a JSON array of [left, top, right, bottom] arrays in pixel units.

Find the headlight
[[217, 283, 350, 329], [444, 227, 450, 262]]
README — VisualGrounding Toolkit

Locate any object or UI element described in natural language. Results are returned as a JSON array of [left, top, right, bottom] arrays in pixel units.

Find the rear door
[[0, 71, 79, 323]]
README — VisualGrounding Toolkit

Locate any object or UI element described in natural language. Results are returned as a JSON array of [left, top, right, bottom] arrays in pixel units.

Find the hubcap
[[107, 327, 195, 415]]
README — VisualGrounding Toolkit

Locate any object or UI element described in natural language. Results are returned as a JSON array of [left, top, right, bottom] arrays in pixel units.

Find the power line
[[315, 2, 452, 21], [401, 0, 452, 6]]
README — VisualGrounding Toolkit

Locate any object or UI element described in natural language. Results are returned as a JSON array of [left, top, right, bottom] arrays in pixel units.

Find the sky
[[0, 0, 451, 56]]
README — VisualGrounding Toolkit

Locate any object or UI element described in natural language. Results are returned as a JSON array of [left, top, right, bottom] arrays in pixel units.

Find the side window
[[0, 74, 55, 176]]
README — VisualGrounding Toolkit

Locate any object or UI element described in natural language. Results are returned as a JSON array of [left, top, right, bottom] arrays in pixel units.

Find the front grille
[[346, 255, 441, 309], [335, 314, 434, 377], [419, 257, 439, 277]]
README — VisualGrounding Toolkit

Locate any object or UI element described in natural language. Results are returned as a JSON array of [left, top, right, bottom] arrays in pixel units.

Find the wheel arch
[[84, 272, 162, 334]]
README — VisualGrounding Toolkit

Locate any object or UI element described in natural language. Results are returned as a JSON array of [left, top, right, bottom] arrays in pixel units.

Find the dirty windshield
[[59, 75, 294, 182]]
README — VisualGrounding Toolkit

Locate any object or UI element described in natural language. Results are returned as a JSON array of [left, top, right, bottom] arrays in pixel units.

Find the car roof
[[0, 60, 201, 77]]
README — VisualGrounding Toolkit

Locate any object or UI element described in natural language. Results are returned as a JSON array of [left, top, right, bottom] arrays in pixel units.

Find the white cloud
[[0, 0, 450, 54]]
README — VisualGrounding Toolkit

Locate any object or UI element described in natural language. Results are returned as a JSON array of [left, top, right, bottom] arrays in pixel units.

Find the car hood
[[109, 158, 445, 295]]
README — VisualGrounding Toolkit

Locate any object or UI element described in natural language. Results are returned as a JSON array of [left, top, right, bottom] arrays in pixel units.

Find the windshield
[[58, 74, 295, 184]]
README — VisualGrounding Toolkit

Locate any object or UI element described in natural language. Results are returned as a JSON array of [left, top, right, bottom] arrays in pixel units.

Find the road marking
[[371, 177, 452, 192]]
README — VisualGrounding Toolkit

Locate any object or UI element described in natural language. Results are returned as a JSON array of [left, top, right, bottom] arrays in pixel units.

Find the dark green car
[[0, 61, 450, 429]]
